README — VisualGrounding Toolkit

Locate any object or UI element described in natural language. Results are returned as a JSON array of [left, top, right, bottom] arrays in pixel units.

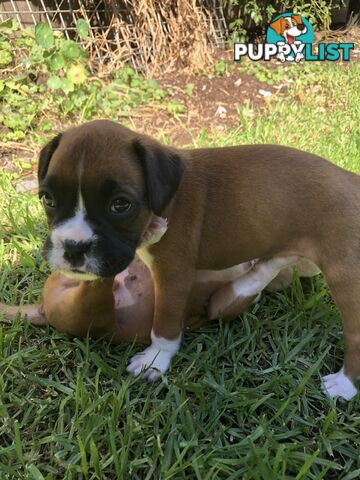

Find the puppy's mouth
[[71, 268, 85, 273], [285, 33, 295, 44], [56, 255, 131, 279], [45, 239, 136, 278], [59, 268, 101, 281]]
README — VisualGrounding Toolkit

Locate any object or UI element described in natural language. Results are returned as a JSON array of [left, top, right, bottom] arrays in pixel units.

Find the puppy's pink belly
[[112, 264, 154, 340], [113, 271, 135, 309], [113, 261, 256, 321], [111, 260, 258, 340]]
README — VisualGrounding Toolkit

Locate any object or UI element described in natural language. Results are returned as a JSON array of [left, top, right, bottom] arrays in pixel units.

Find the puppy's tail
[[0, 302, 47, 326]]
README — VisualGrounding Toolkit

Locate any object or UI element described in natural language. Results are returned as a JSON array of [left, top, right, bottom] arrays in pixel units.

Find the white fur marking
[[51, 210, 93, 244], [197, 261, 256, 284], [48, 191, 96, 270], [126, 329, 182, 380], [322, 367, 357, 401], [232, 256, 299, 298], [78, 189, 85, 213]]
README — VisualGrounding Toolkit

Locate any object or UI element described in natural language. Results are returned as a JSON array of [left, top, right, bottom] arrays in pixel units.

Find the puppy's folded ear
[[38, 134, 62, 181], [270, 17, 285, 35], [133, 139, 184, 215]]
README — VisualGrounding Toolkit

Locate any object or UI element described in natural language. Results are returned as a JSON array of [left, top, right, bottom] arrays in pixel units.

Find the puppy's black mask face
[[38, 120, 184, 278]]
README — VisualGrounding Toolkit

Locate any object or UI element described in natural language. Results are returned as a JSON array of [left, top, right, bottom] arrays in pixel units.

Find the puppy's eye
[[40, 192, 56, 209], [110, 198, 132, 214]]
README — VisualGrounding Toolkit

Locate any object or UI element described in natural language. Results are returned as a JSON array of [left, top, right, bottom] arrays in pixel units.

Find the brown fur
[[147, 143, 360, 382]]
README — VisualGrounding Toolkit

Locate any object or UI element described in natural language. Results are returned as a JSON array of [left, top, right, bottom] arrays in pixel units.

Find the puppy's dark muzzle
[[297, 23, 306, 31], [63, 239, 92, 267], [97, 253, 135, 277]]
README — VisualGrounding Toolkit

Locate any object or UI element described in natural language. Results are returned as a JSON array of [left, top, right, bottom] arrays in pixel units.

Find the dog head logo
[[266, 13, 314, 62], [270, 14, 307, 44]]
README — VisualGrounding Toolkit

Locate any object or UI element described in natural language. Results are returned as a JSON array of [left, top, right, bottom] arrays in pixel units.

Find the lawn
[[1, 58, 360, 479]]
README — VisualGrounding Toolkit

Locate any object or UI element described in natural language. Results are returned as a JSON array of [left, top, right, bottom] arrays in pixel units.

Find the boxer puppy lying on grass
[[0, 252, 317, 345]]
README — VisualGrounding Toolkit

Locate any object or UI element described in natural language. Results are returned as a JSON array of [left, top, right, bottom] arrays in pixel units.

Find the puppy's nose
[[297, 23, 306, 31], [63, 239, 92, 267]]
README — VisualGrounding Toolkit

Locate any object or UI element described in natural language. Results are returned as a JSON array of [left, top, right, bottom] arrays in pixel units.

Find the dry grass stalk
[[83, 0, 216, 76]]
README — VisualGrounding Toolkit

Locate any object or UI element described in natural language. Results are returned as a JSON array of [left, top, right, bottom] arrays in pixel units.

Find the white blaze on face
[[48, 189, 96, 271], [285, 17, 307, 40]]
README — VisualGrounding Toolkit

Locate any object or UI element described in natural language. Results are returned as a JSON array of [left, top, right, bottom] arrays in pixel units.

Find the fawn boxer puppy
[[0, 256, 317, 343], [37, 119, 359, 399], [0, 256, 263, 342]]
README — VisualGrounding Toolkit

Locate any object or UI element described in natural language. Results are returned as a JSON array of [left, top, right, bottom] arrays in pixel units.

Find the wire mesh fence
[[0, 0, 228, 75]]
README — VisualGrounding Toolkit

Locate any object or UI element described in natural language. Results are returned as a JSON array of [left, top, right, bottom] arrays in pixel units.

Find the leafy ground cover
[[0, 21, 360, 480]]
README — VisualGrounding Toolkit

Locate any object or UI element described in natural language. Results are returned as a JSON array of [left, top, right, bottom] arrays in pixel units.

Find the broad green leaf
[[47, 75, 62, 90], [61, 40, 82, 59], [66, 63, 87, 84], [60, 77, 74, 93], [0, 50, 12, 67], [48, 52, 65, 71], [76, 19, 89, 40], [35, 23, 54, 48], [0, 18, 18, 33]]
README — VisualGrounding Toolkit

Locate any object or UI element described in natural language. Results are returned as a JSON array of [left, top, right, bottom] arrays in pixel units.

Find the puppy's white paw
[[322, 367, 357, 401], [126, 330, 181, 381], [127, 346, 172, 380]]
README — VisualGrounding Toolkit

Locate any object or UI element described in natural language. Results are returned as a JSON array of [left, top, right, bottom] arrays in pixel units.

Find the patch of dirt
[[129, 56, 278, 145], [0, 141, 34, 171]]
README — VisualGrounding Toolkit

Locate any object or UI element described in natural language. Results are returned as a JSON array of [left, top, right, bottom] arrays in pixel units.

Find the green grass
[[1, 61, 360, 479]]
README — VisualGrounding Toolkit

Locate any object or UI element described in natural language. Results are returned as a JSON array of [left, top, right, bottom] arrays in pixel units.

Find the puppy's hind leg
[[208, 256, 300, 321], [267, 258, 320, 292], [321, 261, 360, 400]]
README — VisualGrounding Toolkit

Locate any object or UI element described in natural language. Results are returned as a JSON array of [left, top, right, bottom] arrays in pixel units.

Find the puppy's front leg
[[0, 303, 47, 326], [127, 268, 194, 380]]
